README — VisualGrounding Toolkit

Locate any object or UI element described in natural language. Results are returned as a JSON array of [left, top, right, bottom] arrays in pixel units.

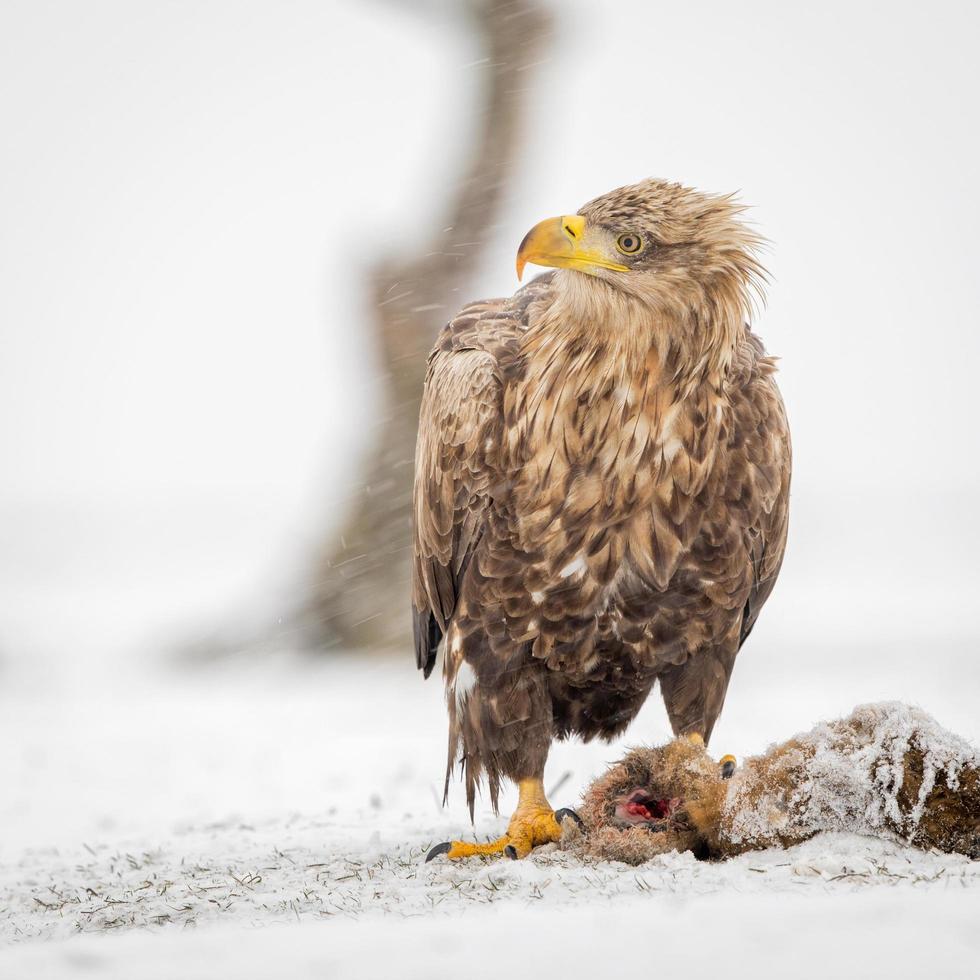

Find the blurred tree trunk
[[301, 0, 551, 653]]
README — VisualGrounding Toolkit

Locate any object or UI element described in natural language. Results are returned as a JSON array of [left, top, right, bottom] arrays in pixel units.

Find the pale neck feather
[[520, 270, 743, 398]]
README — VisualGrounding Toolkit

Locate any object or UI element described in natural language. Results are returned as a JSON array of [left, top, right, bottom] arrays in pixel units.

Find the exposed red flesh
[[624, 797, 674, 820], [624, 801, 652, 819], [614, 788, 685, 828]]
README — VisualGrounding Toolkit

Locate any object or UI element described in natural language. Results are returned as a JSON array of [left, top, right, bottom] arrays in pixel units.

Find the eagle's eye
[[615, 233, 642, 255]]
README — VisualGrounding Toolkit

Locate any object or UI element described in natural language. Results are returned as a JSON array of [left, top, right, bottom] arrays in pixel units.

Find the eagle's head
[[517, 178, 765, 342]]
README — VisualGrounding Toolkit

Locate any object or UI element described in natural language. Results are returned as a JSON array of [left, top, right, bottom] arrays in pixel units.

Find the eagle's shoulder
[[729, 326, 780, 388], [727, 327, 789, 456], [430, 271, 555, 361]]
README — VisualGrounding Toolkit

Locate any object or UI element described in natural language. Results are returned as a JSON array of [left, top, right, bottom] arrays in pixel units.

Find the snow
[[1, 887, 977, 980], [2, 850, 980, 979]]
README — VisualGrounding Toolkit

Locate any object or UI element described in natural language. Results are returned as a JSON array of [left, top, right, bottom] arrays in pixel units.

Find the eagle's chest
[[508, 379, 662, 509], [490, 366, 730, 650], [503, 371, 714, 547]]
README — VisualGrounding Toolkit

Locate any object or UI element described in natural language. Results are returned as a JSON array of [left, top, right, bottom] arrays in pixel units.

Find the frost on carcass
[[572, 702, 980, 865], [723, 702, 979, 851]]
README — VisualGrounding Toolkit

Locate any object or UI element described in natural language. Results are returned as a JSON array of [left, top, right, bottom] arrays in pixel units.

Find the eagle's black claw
[[425, 841, 452, 863], [504, 844, 519, 860], [554, 807, 584, 829], [720, 756, 737, 780]]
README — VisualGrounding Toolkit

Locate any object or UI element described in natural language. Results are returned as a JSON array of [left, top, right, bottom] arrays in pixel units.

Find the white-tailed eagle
[[413, 179, 791, 860]]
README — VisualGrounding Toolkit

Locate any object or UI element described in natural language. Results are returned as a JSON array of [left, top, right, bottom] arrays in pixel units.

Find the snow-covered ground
[[2, 658, 979, 977]]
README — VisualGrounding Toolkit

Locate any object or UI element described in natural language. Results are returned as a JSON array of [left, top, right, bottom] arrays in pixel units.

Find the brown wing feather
[[411, 278, 553, 677], [728, 332, 792, 649], [412, 347, 500, 676]]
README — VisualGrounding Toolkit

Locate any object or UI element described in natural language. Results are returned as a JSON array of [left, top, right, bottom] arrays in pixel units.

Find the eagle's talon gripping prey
[[553, 807, 584, 830], [687, 733, 737, 781], [426, 778, 569, 862], [412, 178, 790, 859]]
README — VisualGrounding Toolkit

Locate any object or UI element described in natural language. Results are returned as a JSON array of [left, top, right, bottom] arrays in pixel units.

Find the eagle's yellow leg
[[444, 778, 564, 860]]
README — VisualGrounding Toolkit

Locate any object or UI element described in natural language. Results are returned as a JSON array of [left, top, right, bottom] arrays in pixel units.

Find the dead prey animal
[[569, 702, 980, 865]]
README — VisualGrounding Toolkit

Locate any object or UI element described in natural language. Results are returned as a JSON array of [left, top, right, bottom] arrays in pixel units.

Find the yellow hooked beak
[[516, 214, 629, 281]]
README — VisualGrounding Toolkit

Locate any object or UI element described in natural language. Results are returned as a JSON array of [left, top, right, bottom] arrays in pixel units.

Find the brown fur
[[412, 179, 791, 814], [570, 703, 980, 865]]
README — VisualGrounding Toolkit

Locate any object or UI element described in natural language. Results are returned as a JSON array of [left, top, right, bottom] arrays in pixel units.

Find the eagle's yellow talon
[[434, 778, 564, 861], [680, 733, 736, 778]]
